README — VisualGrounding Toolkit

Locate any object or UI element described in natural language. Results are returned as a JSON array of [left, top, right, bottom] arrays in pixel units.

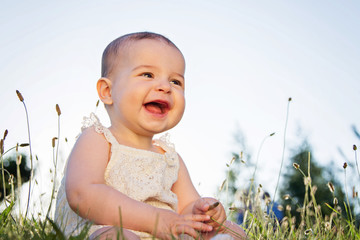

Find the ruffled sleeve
[[81, 113, 118, 145], [153, 133, 178, 167]]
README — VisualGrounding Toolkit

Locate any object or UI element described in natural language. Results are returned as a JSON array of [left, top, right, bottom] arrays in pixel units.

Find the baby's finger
[[172, 224, 199, 239], [185, 216, 213, 232], [183, 214, 210, 222], [194, 198, 210, 213], [190, 219, 213, 232]]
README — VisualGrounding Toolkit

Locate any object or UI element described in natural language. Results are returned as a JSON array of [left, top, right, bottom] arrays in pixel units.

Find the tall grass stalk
[[15, 146, 22, 217], [16, 90, 34, 219], [343, 162, 353, 223], [1, 138, 7, 206], [45, 104, 61, 224], [272, 98, 291, 205], [252, 133, 275, 183], [354, 145, 359, 181], [306, 152, 323, 233]]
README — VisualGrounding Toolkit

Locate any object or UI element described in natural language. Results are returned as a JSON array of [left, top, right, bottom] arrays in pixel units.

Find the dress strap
[[81, 113, 119, 145], [153, 133, 175, 153], [153, 133, 178, 166]]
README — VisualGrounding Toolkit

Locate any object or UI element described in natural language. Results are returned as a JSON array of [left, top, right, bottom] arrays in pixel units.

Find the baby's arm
[[65, 127, 212, 239]]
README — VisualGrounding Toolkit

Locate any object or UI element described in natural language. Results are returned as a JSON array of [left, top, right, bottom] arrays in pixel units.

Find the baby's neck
[[108, 126, 161, 153]]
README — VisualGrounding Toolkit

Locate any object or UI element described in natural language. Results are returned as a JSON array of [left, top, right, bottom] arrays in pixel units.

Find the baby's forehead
[[120, 38, 181, 56], [114, 39, 184, 66], [102, 33, 184, 78]]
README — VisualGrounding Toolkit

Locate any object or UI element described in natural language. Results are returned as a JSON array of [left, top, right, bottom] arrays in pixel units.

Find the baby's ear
[[97, 77, 113, 105]]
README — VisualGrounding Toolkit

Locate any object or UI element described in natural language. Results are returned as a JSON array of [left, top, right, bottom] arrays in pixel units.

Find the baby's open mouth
[[144, 101, 169, 114]]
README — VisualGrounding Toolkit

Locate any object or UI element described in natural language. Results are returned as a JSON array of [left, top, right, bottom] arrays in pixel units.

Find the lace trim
[[154, 133, 177, 166], [81, 112, 103, 133], [81, 113, 118, 144]]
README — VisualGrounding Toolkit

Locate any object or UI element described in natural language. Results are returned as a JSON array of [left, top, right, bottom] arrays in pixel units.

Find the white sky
[[1, 0, 359, 214]]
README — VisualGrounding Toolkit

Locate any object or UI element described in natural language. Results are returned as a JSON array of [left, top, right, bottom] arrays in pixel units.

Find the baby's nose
[[155, 79, 171, 93]]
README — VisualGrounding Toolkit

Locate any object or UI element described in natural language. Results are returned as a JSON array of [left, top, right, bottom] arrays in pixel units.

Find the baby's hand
[[193, 198, 227, 232], [155, 209, 213, 240]]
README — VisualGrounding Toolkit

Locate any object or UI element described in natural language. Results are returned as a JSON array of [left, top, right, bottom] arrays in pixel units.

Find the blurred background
[[1, 0, 359, 216]]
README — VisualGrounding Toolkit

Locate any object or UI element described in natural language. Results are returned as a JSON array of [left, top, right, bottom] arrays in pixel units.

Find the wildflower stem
[[16, 149, 22, 218], [252, 133, 275, 183], [1, 148, 7, 206], [45, 105, 61, 222], [343, 165, 353, 222], [273, 98, 291, 203], [307, 152, 323, 230], [21, 98, 34, 219], [354, 145, 360, 181]]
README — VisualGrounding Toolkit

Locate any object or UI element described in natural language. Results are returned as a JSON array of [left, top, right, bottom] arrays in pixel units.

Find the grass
[[0, 91, 359, 239], [228, 153, 360, 239]]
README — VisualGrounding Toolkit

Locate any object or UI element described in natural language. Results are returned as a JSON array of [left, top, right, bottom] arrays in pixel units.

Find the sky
[[1, 0, 359, 215]]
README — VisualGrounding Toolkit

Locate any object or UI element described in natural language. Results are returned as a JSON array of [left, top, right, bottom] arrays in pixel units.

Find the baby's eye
[[141, 72, 153, 78], [170, 79, 183, 86]]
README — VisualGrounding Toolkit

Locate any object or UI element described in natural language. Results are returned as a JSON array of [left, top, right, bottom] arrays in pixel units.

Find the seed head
[[3, 129, 8, 140], [353, 186, 357, 198], [208, 201, 219, 210], [288, 97, 292, 102], [16, 90, 24, 102], [286, 205, 291, 212], [304, 229, 313, 236], [293, 163, 300, 169], [312, 185, 318, 195], [304, 176, 311, 185], [325, 222, 331, 230], [52, 137, 58, 148], [277, 205, 284, 211], [354, 144, 357, 151], [0, 139, 3, 154], [327, 182, 335, 193], [8, 174, 14, 184], [16, 155, 22, 165], [343, 162, 348, 169], [333, 197, 338, 206], [229, 207, 240, 211], [230, 156, 236, 165], [56, 104, 61, 116], [283, 194, 291, 200], [219, 179, 226, 191], [270, 132, 275, 137], [20, 143, 29, 147], [96, 100, 100, 107]]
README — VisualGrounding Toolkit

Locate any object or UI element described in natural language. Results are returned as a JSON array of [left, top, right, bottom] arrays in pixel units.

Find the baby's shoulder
[[77, 126, 109, 147]]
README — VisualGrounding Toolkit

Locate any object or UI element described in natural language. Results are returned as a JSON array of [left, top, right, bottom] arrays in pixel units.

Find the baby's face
[[109, 39, 185, 137]]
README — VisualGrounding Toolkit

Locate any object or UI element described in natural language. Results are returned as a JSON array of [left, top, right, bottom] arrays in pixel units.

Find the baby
[[54, 32, 246, 240]]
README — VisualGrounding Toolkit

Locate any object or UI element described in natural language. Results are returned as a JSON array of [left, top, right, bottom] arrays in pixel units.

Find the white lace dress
[[54, 113, 180, 238]]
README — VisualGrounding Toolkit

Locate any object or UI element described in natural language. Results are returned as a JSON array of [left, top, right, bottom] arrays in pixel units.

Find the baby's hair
[[101, 31, 181, 78]]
